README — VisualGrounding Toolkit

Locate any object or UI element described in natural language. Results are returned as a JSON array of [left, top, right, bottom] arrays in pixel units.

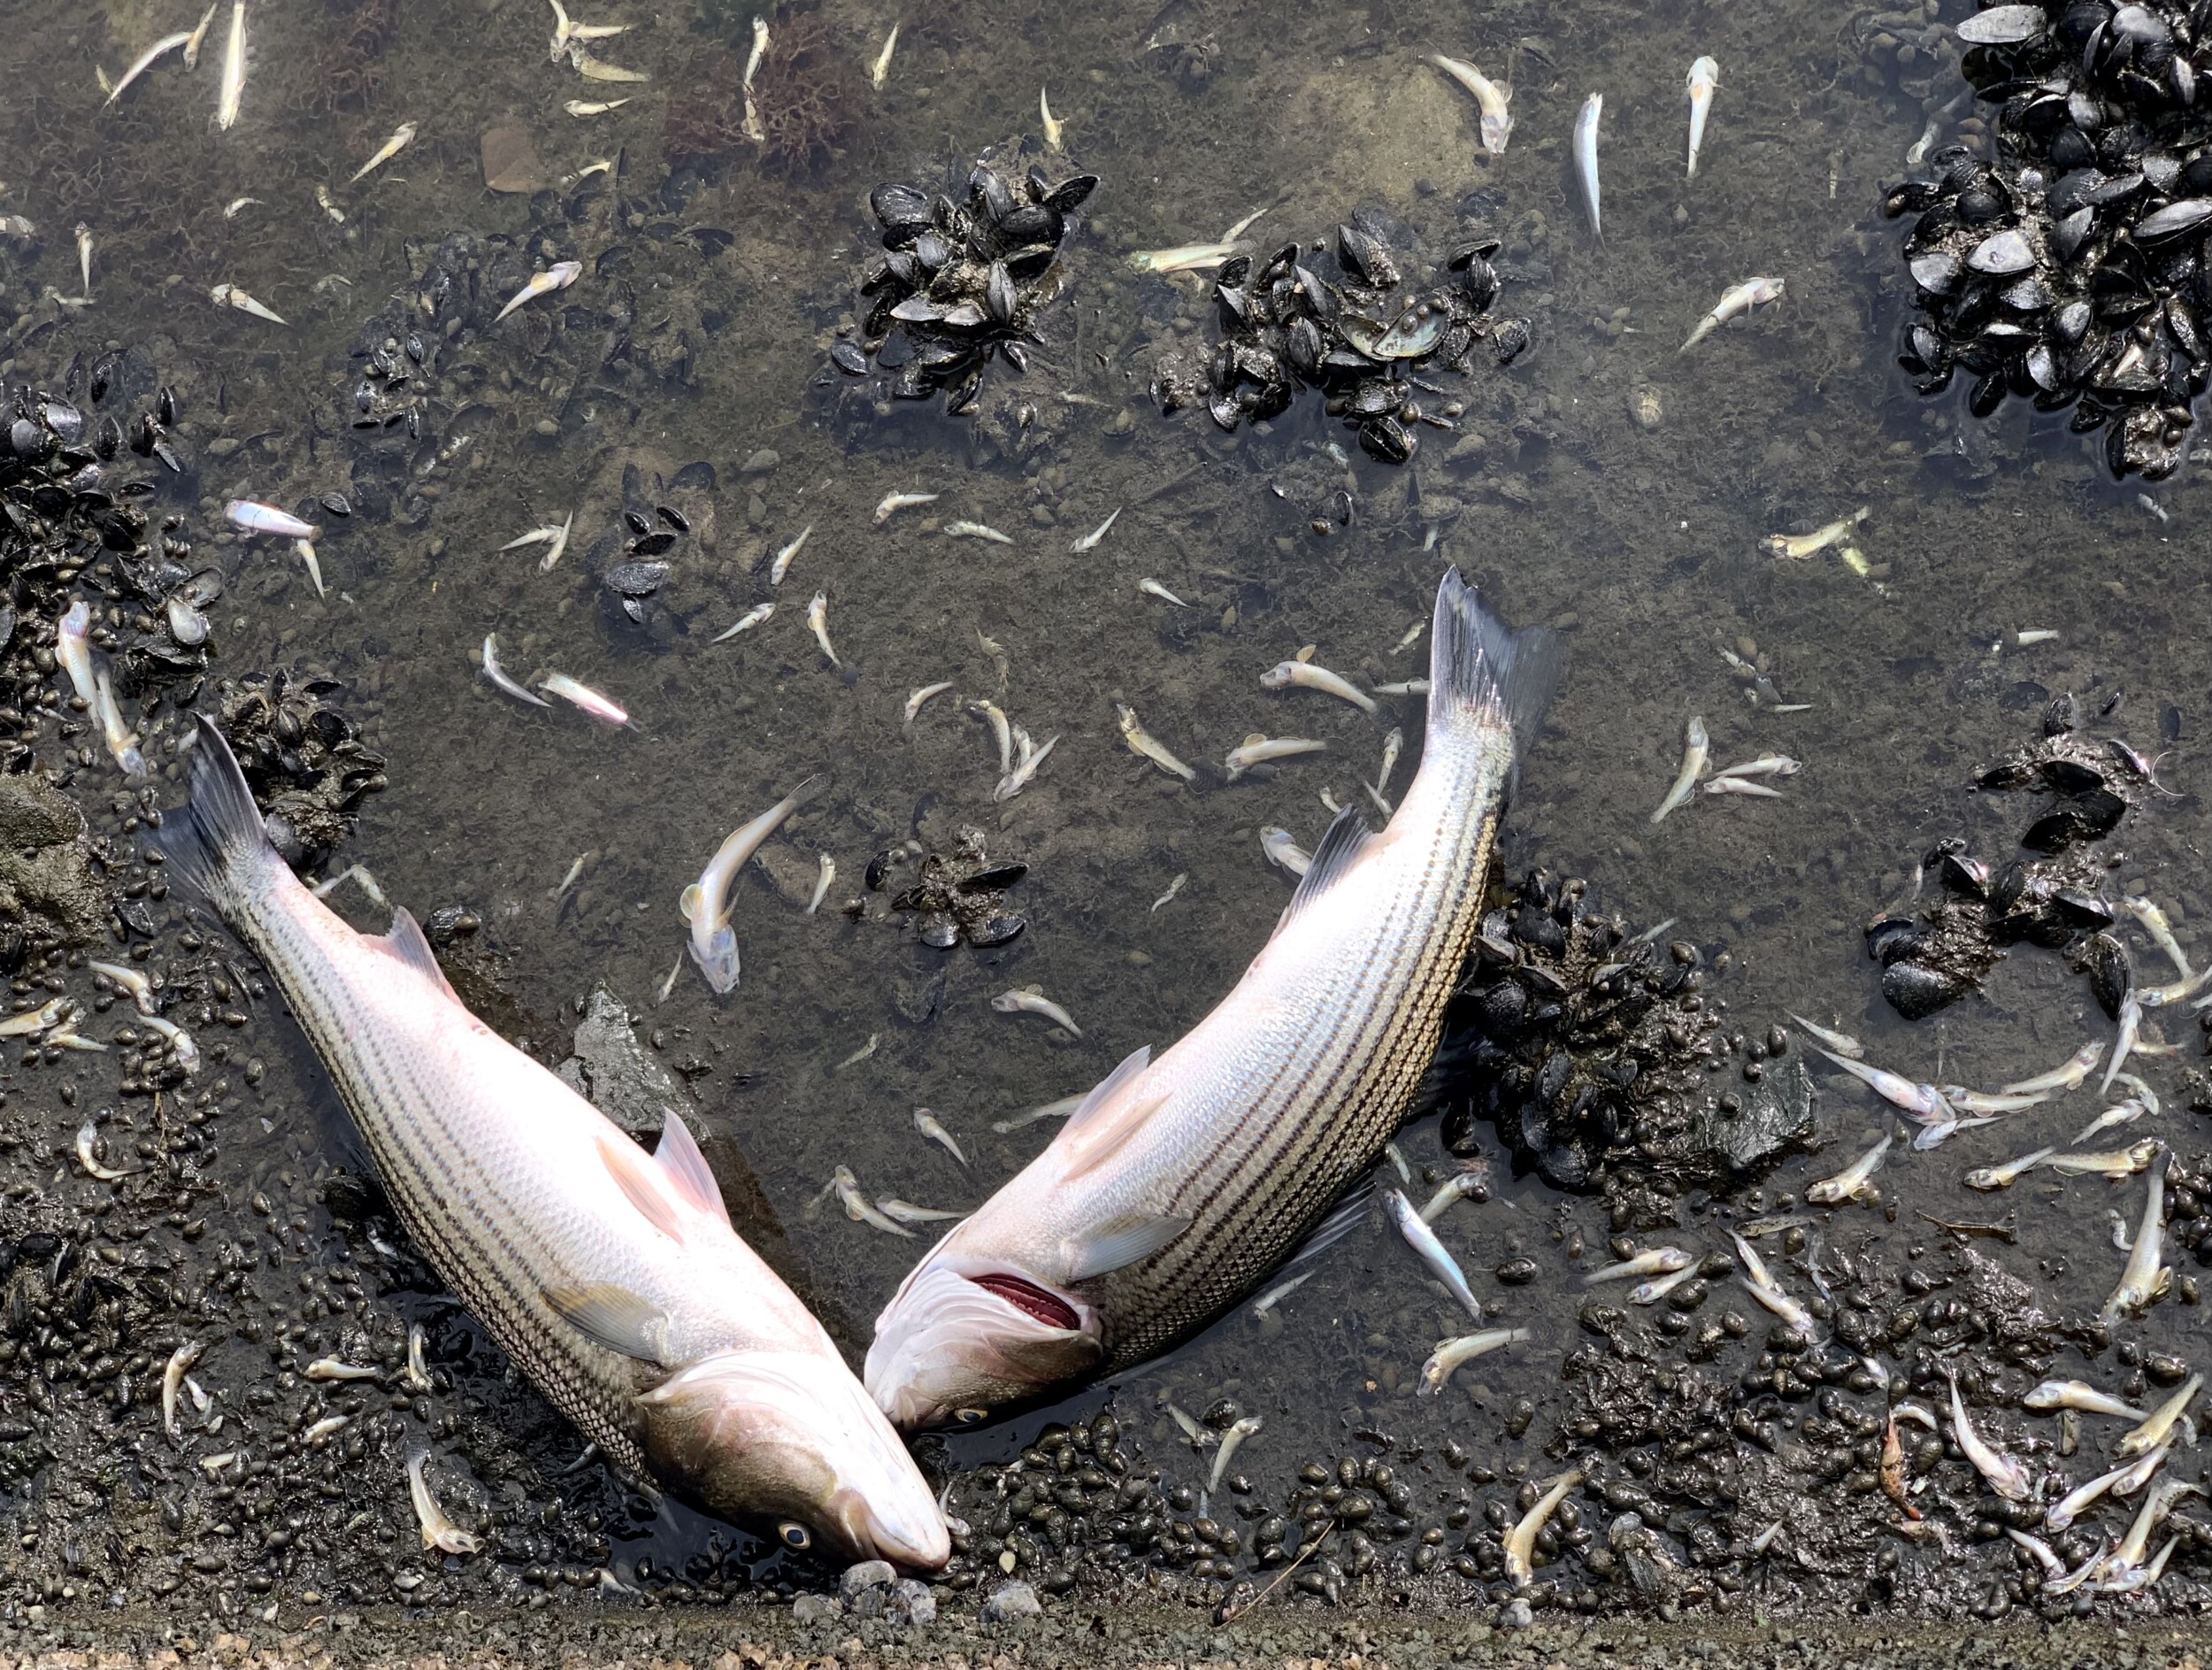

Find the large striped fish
[[865, 568, 1554, 1428], [160, 719, 947, 1568]]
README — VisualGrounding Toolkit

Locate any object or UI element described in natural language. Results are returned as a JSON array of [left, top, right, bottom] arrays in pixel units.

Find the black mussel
[[1286, 315, 1323, 374], [2085, 930, 2133, 1018], [957, 860, 1027, 892], [624, 509, 652, 536], [1959, 4, 2049, 44], [2044, 690, 2082, 735], [672, 460, 716, 490], [986, 262, 1018, 326], [2051, 886, 2115, 929], [1969, 370, 2008, 417], [871, 181, 932, 231], [995, 203, 1061, 246], [1025, 165, 1051, 204], [9, 418, 51, 461], [1002, 242, 1057, 282], [1863, 913, 1922, 964], [2071, 785, 2128, 835], [969, 913, 1026, 947], [2021, 808, 2088, 851], [1882, 960, 1971, 1020], [1359, 415, 1415, 463], [2137, 196, 2212, 238], [830, 340, 871, 375], [88, 351, 117, 404], [918, 914, 959, 950], [320, 490, 353, 516], [1989, 858, 2029, 913], [40, 399, 83, 442], [971, 165, 1016, 225], [1884, 181, 1943, 217], [2043, 756, 2106, 793], [1338, 225, 1399, 289], [1956, 180, 2008, 224], [1260, 242, 1301, 283], [657, 504, 690, 534], [914, 229, 950, 272], [630, 530, 679, 557], [1940, 851, 1993, 897], [603, 561, 668, 596], [1492, 318, 1531, 363], [1042, 173, 1097, 214], [92, 414, 121, 460], [2054, 298, 2093, 343], [1294, 266, 1337, 319]]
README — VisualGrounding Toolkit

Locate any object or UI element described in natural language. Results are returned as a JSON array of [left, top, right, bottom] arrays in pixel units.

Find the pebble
[[739, 448, 780, 476], [981, 1579, 1042, 1623], [839, 1558, 895, 1603], [791, 1592, 839, 1624], [1502, 1597, 1534, 1629]]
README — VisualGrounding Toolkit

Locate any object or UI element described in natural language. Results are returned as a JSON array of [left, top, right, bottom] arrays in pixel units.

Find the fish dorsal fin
[[1059, 1046, 1152, 1138], [544, 1280, 674, 1366], [378, 908, 460, 1002], [1273, 808, 1372, 935], [653, 1108, 731, 1228], [596, 1131, 688, 1243], [1061, 1210, 1192, 1282], [1050, 1048, 1172, 1183]]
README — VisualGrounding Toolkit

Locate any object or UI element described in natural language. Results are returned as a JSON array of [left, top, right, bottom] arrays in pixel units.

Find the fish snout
[[864, 1260, 1104, 1430], [638, 1350, 947, 1570]]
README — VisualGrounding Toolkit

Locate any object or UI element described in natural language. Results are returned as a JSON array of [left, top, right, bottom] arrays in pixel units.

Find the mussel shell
[[970, 165, 1016, 226], [1957, 4, 2048, 44], [1910, 252, 1961, 295], [986, 262, 1018, 326], [871, 181, 932, 231], [829, 340, 871, 375], [918, 913, 960, 949], [603, 561, 669, 596], [995, 204, 1061, 246], [1967, 228, 2038, 273], [2135, 196, 2212, 238], [1042, 173, 1097, 214], [2043, 756, 2107, 792], [968, 912, 1026, 947], [1881, 959, 1972, 1020]]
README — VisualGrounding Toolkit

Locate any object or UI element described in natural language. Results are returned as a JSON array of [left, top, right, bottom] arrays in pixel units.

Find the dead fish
[[162, 1341, 204, 1443], [1581, 1247, 1691, 1285], [1225, 734, 1326, 781], [830, 1166, 915, 1238], [1684, 277, 1785, 354], [1386, 1189, 1484, 1322], [1117, 704, 1196, 781], [1418, 1328, 1529, 1397], [494, 261, 582, 323], [1650, 716, 1708, 823], [1806, 1134, 1889, 1205], [991, 987, 1081, 1036], [1260, 658, 1378, 716], [304, 1357, 379, 1382], [1946, 1366, 2034, 1502], [480, 635, 551, 708], [913, 1110, 966, 1167], [75, 1120, 137, 1181], [408, 1451, 482, 1555], [1505, 1470, 1584, 1588]]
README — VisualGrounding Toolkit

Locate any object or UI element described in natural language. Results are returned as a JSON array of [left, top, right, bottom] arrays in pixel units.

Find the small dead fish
[[2101, 1158, 2170, 1324], [1761, 505, 1866, 560], [2048, 1139, 2162, 1179], [943, 519, 1014, 544], [769, 524, 811, 586], [1788, 1013, 1864, 1059], [1071, 509, 1120, 552], [1807, 1133, 1890, 1205], [211, 282, 286, 325], [1816, 1047, 1955, 1124], [1150, 873, 1187, 912], [1963, 1146, 2055, 1190], [972, 700, 1013, 776], [1260, 658, 1377, 715], [227, 499, 318, 541], [870, 20, 900, 88], [806, 593, 840, 668], [830, 1166, 913, 1237], [1706, 776, 1783, 799], [215, 1, 246, 130], [304, 1357, 379, 1382], [104, 30, 194, 107], [806, 853, 835, 916], [1686, 56, 1718, 178], [873, 490, 938, 524], [304, 1414, 352, 1443], [1117, 704, 1196, 781], [711, 602, 774, 644], [480, 635, 549, 708], [2118, 1373, 2201, 1458], [1684, 276, 1786, 354], [1418, 1327, 1528, 1397], [992, 986, 1081, 1036], [1250, 1270, 1314, 1318], [2047, 1445, 2171, 1534], [1164, 1403, 1217, 1449], [1373, 728, 1405, 797], [89, 960, 155, 1016], [161, 1342, 204, 1443], [501, 512, 573, 572], [1428, 54, 1513, 155], [2001, 1040, 2105, 1095], [403, 1324, 433, 1393], [1418, 1169, 1487, 1223], [537, 673, 629, 726], [1505, 1470, 1584, 1588], [93, 669, 147, 778], [1225, 734, 1326, 781], [565, 97, 633, 115], [1947, 1367, 2034, 1501], [988, 1092, 1084, 1135], [75, 1121, 136, 1181], [877, 1199, 966, 1227], [1209, 1413, 1263, 1491], [1573, 93, 1603, 238], [570, 47, 648, 81], [912, 1109, 965, 1167], [349, 121, 417, 184], [1630, 1266, 1701, 1305], [994, 730, 1057, 802], [1260, 827, 1311, 879], [2025, 1380, 2147, 1420], [1581, 1247, 1691, 1285], [1386, 1189, 1483, 1322], [494, 261, 582, 323], [1712, 754, 1801, 780], [1650, 716, 1709, 823], [1126, 241, 1252, 275], [408, 1451, 482, 1555], [73, 223, 93, 299], [903, 681, 954, 729], [1138, 578, 1187, 607], [834, 1034, 879, 1072], [1039, 87, 1064, 151]]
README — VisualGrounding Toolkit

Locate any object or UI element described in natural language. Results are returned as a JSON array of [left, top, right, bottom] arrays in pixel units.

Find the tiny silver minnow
[[1788, 1013, 1863, 1058], [227, 499, 318, 541], [162, 1342, 204, 1443], [1684, 276, 1787, 354], [480, 635, 550, 709], [2001, 1039, 2105, 1095], [879, 1200, 965, 1227], [1631, 1266, 1701, 1305], [495, 261, 582, 323], [90, 960, 154, 1016], [1816, 1046, 1955, 1124], [215, 2, 247, 130], [349, 122, 417, 184], [538, 673, 628, 726], [1650, 716, 1709, 823], [2101, 1157, 2170, 1324], [303, 1414, 352, 1444], [1208, 1414, 1262, 1490], [1385, 1189, 1484, 1322], [1071, 509, 1120, 552], [1039, 87, 1064, 151], [1225, 734, 1326, 781], [1139, 579, 1188, 607], [972, 700, 1013, 775], [829, 1166, 914, 1238], [1373, 728, 1404, 797], [712, 602, 774, 644], [2119, 1373, 2200, 1458], [77, 1121, 135, 1181], [1126, 241, 1252, 275], [807, 592, 840, 667], [502, 512, 573, 571], [992, 986, 1081, 1036], [1261, 658, 1377, 715], [1686, 57, 1718, 178], [806, 853, 835, 916], [769, 524, 811, 586], [1706, 777, 1782, 799], [305, 1357, 379, 1381], [104, 30, 194, 107], [870, 21, 900, 88], [873, 490, 938, 523], [1250, 1270, 1313, 1318], [1807, 1133, 1890, 1205], [987, 1091, 1084, 1135], [74, 223, 93, 299], [1505, 1471, 1582, 1589], [1581, 1247, 1690, 1285], [1117, 704, 1196, 782], [211, 282, 285, 324], [1963, 1146, 2055, 1190], [943, 520, 1014, 544], [1946, 1366, 2033, 1501], [1150, 873, 1187, 912], [408, 1451, 482, 1555], [0, 998, 72, 1040], [2048, 1138, 2162, 1178], [1260, 827, 1311, 878], [1731, 1230, 1815, 1333], [913, 1110, 965, 1168], [2025, 1380, 2148, 1421], [2046, 1444, 2170, 1534], [1713, 755, 1801, 781], [94, 670, 147, 778], [565, 97, 633, 116], [1573, 93, 1603, 239], [1418, 1328, 1528, 1397], [903, 681, 954, 729], [1418, 1170, 1486, 1222], [995, 728, 1057, 801], [1767, 512, 1874, 566], [1427, 55, 1513, 155]]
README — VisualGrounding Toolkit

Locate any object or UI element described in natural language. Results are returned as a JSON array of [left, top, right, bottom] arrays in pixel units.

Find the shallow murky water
[[1, 0, 2209, 1629]]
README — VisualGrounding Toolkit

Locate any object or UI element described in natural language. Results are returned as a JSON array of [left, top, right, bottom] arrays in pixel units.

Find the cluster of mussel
[[1863, 692, 2148, 1020], [1422, 870, 1808, 1198], [830, 159, 1097, 413], [213, 670, 388, 864], [1888, 0, 2212, 475], [860, 827, 1028, 949], [589, 461, 706, 627], [1156, 220, 1527, 465]]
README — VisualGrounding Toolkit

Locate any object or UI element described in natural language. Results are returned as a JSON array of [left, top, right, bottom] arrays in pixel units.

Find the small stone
[[981, 1579, 1041, 1623], [739, 448, 781, 476], [205, 436, 240, 458], [791, 1592, 838, 1624], [839, 1559, 896, 1605], [1502, 1597, 1533, 1629], [1102, 408, 1136, 437], [889, 1579, 937, 1626]]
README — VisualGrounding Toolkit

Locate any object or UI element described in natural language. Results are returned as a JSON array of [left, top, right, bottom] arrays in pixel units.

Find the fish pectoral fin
[[595, 1132, 689, 1244], [1062, 1211, 1192, 1282], [375, 908, 461, 1003], [544, 1280, 673, 1366], [652, 1107, 732, 1228], [1271, 807, 1373, 936]]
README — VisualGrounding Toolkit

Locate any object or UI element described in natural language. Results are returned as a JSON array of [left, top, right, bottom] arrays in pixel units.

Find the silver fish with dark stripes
[[864, 570, 1555, 1427], [159, 719, 946, 1567]]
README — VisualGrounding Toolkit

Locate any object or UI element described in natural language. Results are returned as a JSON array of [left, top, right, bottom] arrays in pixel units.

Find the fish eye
[[777, 1520, 811, 1550], [953, 1407, 988, 1427]]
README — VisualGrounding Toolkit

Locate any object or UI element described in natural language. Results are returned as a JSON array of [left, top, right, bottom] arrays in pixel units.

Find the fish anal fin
[[544, 1280, 673, 1366], [375, 908, 461, 1003], [654, 1108, 731, 1227], [1272, 808, 1372, 935], [1062, 1211, 1191, 1282], [596, 1131, 687, 1244]]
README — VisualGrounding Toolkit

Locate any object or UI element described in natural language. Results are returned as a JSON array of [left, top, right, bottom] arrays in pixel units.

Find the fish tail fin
[[157, 716, 276, 912], [1425, 566, 1557, 766]]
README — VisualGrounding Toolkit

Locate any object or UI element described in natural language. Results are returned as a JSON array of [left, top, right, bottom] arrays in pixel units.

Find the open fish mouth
[[865, 1262, 1103, 1429]]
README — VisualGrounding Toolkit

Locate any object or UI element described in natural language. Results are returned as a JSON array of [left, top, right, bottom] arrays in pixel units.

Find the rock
[[480, 126, 546, 195], [0, 773, 104, 944], [553, 984, 695, 1139], [838, 1559, 895, 1605], [1502, 1597, 1534, 1629], [790, 1592, 839, 1624], [888, 1580, 937, 1626], [980, 1579, 1041, 1623], [1689, 1053, 1819, 1181], [738, 448, 780, 476]]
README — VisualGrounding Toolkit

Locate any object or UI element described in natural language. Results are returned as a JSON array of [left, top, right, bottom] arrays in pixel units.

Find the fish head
[[864, 1256, 1104, 1429], [1480, 109, 1513, 153], [684, 921, 738, 995], [638, 1350, 949, 1571]]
